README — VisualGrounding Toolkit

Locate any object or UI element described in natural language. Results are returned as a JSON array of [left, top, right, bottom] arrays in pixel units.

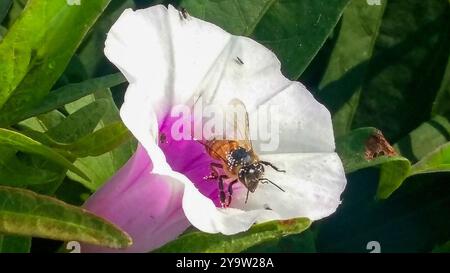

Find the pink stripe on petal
[[159, 115, 222, 206]]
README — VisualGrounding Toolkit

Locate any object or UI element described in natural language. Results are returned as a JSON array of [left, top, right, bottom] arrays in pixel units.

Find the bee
[[199, 99, 285, 208]]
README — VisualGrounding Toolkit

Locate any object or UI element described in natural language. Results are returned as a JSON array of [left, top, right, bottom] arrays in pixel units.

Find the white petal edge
[[250, 82, 336, 154], [158, 152, 346, 235], [106, 5, 292, 122]]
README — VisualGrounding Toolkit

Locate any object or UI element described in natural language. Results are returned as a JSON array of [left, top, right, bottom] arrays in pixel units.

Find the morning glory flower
[[82, 4, 346, 252]]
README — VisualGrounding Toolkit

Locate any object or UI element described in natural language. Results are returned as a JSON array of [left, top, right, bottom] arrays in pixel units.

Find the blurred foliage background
[[0, 0, 449, 253]]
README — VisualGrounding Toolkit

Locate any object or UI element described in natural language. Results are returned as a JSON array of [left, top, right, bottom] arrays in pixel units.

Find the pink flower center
[[157, 115, 227, 207]]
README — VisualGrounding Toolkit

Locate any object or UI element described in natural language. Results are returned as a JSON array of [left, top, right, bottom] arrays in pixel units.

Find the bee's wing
[[225, 98, 253, 151]]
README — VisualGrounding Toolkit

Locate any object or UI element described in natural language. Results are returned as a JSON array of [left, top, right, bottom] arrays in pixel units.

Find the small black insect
[[159, 132, 167, 144], [235, 57, 244, 65], [179, 7, 189, 20]]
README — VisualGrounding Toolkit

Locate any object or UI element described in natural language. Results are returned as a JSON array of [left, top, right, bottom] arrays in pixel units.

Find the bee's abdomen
[[205, 140, 240, 161]]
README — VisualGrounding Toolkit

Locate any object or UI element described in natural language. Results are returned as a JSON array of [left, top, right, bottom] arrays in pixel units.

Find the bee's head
[[239, 163, 265, 192]]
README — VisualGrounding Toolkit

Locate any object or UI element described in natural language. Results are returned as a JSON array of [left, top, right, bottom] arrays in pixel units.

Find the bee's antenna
[[259, 178, 285, 192], [245, 190, 250, 204]]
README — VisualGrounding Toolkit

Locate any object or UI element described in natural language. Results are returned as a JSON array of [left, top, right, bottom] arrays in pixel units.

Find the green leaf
[[379, 142, 450, 199], [46, 100, 109, 143], [394, 116, 450, 162], [432, 53, 450, 116], [317, 169, 450, 252], [0, 186, 132, 249], [318, 0, 386, 136], [77, 0, 137, 77], [336, 127, 408, 174], [65, 89, 136, 190], [155, 218, 311, 253], [376, 116, 450, 199], [335, 127, 413, 199], [0, 128, 88, 180], [0, 147, 61, 187], [0, 73, 125, 127], [2, 0, 27, 29], [0, 0, 111, 113], [352, 0, 450, 141], [0, 235, 31, 253], [60, 121, 131, 158], [0, 25, 7, 41], [410, 142, 450, 175], [433, 241, 450, 253], [336, 127, 450, 199], [377, 158, 411, 199], [181, 0, 350, 79], [244, 230, 317, 253]]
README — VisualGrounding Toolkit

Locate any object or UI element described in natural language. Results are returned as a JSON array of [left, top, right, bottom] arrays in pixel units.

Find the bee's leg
[[226, 179, 238, 207], [245, 190, 250, 204], [204, 162, 223, 180], [260, 161, 286, 173], [218, 175, 229, 208]]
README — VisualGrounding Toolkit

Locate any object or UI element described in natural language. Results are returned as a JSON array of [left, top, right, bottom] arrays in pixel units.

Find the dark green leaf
[[0, 0, 111, 114], [155, 218, 310, 253], [77, 0, 137, 77], [335, 127, 412, 199], [0, 186, 131, 248], [0, 235, 31, 253], [318, 0, 386, 136], [394, 116, 450, 162], [0, 73, 125, 127], [0, 0, 12, 24], [2, 0, 27, 28], [335, 127, 408, 174], [432, 54, 450, 116], [244, 230, 316, 253], [433, 241, 450, 253], [377, 158, 411, 199], [0, 147, 61, 187], [65, 89, 136, 190], [379, 141, 450, 199], [46, 100, 109, 143], [317, 169, 450, 252], [60, 122, 131, 158], [0, 128, 88, 180], [352, 0, 450, 141], [181, 0, 350, 79]]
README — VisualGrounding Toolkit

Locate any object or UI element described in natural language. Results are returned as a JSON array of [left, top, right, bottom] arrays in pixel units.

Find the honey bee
[[199, 99, 285, 208]]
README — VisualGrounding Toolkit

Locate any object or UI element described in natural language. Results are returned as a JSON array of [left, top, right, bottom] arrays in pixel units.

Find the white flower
[[102, 4, 346, 235]]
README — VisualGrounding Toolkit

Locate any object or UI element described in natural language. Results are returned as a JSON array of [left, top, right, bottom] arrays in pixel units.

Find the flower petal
[[251, 82, 336, 154], [119, 83, 170, 174], [104, 4, 346, 236], [177, 152, 345, 235], [83, 145, 190, 252], [106, 5, 292, 121], [232, 152, 347, 221]]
